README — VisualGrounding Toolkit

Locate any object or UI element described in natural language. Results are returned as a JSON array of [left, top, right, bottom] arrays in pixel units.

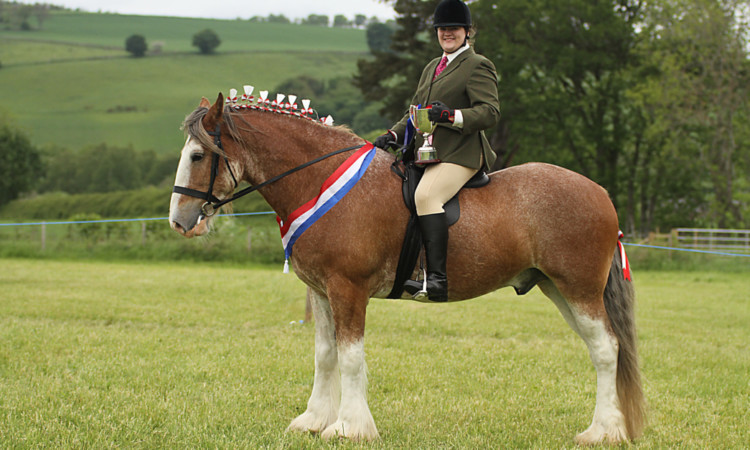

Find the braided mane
[[182, 101, 357, 156]]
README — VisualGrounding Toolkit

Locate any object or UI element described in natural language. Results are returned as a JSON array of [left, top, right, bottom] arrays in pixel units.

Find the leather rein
[[172, 124, 366, 217]]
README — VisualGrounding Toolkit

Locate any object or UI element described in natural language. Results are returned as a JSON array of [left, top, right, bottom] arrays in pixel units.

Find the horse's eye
[[191, 153, 204, 163]]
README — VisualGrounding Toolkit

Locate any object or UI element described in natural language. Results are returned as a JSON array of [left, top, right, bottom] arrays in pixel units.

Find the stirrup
[[405, 268, 429, 300], [412, 276, 428, 300]]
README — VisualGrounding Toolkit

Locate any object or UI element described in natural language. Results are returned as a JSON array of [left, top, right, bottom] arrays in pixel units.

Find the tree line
[[356, 0, 750, 233], [0, 1, 60, 30], [248, 13, 389, 29]]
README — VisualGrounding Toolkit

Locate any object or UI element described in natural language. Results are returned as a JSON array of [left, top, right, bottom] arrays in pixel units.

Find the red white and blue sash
[[277, 142, 377, 272]]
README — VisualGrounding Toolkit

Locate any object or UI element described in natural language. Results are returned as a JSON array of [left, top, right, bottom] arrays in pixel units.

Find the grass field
[[0, 12, 369, 54], [0, 12, 369, 152], [0, 50, 363, 152], [0, 258, 747, 447]]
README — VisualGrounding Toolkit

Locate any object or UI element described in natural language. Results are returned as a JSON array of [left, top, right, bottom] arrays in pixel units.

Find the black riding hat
[[433, 0, 472, 29]]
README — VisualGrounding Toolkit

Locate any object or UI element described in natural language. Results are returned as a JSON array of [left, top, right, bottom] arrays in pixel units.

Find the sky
[[18, 0, 397, 21]]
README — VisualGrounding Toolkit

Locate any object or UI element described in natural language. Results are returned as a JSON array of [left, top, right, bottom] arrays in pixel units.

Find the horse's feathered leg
[[320, 277, 379, 441], [287, 289, 340, 434], [539, 280, 629, 445]]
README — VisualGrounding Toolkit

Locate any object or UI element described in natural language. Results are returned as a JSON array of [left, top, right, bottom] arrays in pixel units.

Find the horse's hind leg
[[539, 281, 628, 444], [287, 288, 340, 434]]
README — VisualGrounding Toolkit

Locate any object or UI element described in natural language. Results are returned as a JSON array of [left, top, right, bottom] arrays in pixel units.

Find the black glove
[[374, 131, 397, 150], [428, 101, 455, 123]]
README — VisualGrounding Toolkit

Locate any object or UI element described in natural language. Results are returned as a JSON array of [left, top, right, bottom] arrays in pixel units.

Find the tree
[[33, 3, 49, 29], [366, 22, 394, 53], [13, 3, 33, 30], [267, 14, 290, 24], [355, 14, 367, 28], [333, 14, 351, 28], [0, 124, 42, 206], [470, 0, 643, 191], [355, 0, 442, 124], [125, 34, 147, 57], [192, 29, 221, 54], [302, 14, 329, 26], [633, 0, 749, 228]]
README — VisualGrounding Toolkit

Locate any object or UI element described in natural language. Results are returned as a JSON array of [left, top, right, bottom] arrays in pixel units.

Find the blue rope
[[0, 211, 276, 227]]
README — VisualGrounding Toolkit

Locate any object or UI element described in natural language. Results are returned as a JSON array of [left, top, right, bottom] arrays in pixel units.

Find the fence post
[[247, 228, 252, 252], [141, 221, 147, 246], [41, 222, 46, 251], [668, 229, 674, 260]]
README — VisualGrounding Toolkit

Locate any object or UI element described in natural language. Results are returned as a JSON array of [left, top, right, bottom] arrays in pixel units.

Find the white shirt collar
[[443, 43, 471, 64]]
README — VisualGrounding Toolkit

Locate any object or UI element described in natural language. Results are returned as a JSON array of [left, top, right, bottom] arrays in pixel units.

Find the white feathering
[[244, 85, 254, 96]]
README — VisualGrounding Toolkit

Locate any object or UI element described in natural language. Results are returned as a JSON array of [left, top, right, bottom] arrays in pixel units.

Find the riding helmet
[[433, 0, 472, 29]]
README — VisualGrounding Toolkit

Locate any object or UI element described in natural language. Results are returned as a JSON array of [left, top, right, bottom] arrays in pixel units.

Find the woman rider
[[374, 0, 501, 302]]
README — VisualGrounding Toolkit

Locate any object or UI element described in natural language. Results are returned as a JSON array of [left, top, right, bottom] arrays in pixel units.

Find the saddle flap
[[387, 162, 490, 299]]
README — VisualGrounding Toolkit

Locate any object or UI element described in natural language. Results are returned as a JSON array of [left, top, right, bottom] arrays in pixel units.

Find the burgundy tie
[[433, 56, 448, 79]]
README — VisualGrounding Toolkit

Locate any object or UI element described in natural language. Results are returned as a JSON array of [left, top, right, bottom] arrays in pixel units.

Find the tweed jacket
[[392, 47, 501, 171]]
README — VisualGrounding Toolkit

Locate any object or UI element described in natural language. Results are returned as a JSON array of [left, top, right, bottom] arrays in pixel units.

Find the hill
[[0, 11, 370, 153]]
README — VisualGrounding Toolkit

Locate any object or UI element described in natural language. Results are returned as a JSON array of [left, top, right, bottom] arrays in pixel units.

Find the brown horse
[[169, 93, 645, 444]]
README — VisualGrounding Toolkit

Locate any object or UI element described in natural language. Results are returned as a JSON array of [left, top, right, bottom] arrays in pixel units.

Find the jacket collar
[[432, 46, 475, 81]]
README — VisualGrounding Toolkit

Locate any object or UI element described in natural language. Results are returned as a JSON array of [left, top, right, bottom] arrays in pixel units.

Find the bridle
[[172, 123, 366, 217], [172, 124, 239, 217]]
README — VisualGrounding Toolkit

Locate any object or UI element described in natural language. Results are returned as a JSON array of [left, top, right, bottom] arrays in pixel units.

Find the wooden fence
[[673, 228, 750, 254]]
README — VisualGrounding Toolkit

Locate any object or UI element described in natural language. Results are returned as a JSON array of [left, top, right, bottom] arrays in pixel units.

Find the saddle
[[386, 161, 490, 299]]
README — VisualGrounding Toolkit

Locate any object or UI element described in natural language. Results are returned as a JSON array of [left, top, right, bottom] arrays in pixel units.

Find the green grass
[[0, 39, 127, 65], [1, 12, 369, 54], [0, 50, 363, 152], [0, 259, 747, 447], [0, 12, 369, 152]]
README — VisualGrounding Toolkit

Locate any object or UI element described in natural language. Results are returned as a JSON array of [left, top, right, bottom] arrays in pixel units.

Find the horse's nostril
[[172, 221, 185, 233]]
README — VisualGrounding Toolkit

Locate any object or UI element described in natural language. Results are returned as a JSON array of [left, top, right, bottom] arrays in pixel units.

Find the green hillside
[[0, 12, 370, 153], [0, 12, 369, 55]]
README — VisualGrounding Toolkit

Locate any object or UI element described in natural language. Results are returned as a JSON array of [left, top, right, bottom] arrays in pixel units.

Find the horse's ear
[[199, 97, 210, 108], [204, 92, 224, 127]]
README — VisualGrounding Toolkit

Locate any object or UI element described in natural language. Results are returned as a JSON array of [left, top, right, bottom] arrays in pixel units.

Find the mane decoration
[[225, 85, 334, 127]]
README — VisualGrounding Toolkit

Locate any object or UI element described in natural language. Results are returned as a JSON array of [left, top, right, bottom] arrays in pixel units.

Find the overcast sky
[[17, 0, 397, 21]]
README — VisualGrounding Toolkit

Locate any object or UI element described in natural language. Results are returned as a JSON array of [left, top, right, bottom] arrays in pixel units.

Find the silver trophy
[[409, 105, 440, 164]]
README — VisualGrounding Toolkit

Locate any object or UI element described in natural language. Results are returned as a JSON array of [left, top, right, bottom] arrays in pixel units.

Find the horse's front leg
[[287, 288, 340, 434], [320, 278, 379, 441]]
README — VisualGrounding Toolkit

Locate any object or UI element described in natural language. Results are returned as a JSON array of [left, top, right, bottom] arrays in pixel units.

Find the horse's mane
[[181, 103, 358, 157]]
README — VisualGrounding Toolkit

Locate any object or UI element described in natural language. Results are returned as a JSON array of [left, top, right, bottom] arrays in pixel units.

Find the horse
[[169, 93, 645, 445]]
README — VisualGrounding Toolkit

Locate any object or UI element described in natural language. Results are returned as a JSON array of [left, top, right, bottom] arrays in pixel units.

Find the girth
[[386, 162, 490, 299]]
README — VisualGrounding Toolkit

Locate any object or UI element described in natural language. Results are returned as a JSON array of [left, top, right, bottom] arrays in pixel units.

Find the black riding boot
[[403, 212, 449, 302]]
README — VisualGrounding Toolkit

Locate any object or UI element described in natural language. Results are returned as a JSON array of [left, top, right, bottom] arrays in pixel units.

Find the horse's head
[[170, 93, 239, 237]]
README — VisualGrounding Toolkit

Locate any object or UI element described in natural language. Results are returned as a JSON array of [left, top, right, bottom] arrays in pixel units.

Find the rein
[[172, 124, 366, 217]]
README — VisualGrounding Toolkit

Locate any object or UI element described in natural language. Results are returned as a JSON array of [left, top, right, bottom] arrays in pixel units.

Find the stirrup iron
[[412, 267, 428, 300]]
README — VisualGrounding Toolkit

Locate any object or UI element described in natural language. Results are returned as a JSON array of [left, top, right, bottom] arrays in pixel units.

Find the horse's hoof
[[286, 410, 336, 435], [321, 420, 379, 442], [574, 422, 628, 446]]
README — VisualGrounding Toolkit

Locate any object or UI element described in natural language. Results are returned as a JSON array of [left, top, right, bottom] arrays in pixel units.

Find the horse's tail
[[603, 251, 646, 440]]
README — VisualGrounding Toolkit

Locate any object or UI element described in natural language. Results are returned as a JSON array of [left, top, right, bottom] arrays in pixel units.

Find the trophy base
[[415, 158, 441, 165], [416, 146, 440, 165]]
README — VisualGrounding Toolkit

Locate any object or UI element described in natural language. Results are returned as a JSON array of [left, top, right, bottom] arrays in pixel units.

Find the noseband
[[173, 124, 366, 217]]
